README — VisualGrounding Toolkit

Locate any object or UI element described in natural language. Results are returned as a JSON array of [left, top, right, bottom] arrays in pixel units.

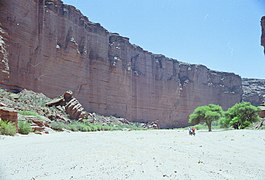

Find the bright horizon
[[63, 0, 265, 79]]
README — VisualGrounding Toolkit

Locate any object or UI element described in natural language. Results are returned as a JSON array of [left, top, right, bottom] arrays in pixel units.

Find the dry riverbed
[[0, 129, 265, 180]]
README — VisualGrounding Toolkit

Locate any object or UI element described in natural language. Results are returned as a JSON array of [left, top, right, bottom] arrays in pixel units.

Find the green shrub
[[66, 123, 79, 132], [102, 125, 113, 131], [0, 120, 16, 136], [50, 122, 65, 131], [65, 122, 91, 132], [18, 121, 32, 135], [224, 102, 260, 129], [50, 121, 145, 132], [19, 110, 39, 116], [19, 110, 46, 121], [93, 123, 103, 131], [194, 123, 208, 130], [79, 125, 91, 132], [89, 124, 99, 131], [219, 117, 230, 128]]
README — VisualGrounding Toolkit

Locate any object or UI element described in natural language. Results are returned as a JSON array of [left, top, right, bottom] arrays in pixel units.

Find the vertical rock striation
[[0, 0, 242, 127], [0, 22, 10, 81]]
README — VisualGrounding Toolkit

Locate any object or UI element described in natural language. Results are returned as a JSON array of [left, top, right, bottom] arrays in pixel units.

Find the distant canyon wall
[[0, 0, 242, 127], [243, 17, 265, 106], [242, 79, 265, 106]]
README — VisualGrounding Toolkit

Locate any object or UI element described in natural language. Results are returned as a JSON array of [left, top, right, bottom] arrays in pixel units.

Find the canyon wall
[[261, 16, 265, 53], [243, 18, 265, 106], [0, 0, 242, 128], [242, 78, 265, 106]]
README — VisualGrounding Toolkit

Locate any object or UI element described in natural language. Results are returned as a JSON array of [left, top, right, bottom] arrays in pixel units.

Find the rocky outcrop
[[46, 90, 88, 120], [0, 107, 18, 132], [242, 78, 265, 106], [0, 0, 242, 128], [261, 16, 265, 53]]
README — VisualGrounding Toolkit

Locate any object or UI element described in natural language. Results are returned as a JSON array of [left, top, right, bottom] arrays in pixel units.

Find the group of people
[[188, 127, 196, 136]]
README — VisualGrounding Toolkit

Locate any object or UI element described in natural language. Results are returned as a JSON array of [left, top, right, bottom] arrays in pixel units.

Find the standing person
[[191, 127, 196, 136], [188, 127, 192, 135]]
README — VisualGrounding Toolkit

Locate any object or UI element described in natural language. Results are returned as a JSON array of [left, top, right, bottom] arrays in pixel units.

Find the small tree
[[189, 104, 223, 131], [222, 102, 260, 129]]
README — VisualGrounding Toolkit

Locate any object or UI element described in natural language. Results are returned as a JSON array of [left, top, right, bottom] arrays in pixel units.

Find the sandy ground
[[0, 129, 265, 180]]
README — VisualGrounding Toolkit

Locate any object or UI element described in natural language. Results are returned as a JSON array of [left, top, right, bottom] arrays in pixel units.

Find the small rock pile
[[24, 116, 51, 134], [0, 88, 69, 121]]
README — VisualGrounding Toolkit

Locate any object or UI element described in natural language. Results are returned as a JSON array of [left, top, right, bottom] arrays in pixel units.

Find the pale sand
[[0, 129, 265, 180]]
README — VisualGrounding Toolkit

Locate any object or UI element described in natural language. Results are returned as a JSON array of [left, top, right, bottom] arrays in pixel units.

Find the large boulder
[[0, 107, 18, 132], [46, 90, 88, 120]]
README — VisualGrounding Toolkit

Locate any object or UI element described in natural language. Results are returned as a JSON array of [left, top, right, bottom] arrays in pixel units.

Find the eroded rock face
[[0, 0, 242, 127], [261, 16, 265, 53], [0, 23, 9, 81], [242, 78, 265, 106]]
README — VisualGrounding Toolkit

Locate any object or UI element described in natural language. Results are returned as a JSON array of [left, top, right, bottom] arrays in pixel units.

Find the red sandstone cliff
[[0, 0, 242, 128]]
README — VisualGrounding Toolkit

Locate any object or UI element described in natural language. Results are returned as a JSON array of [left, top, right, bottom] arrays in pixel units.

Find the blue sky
[[63, 0, 264, 79]]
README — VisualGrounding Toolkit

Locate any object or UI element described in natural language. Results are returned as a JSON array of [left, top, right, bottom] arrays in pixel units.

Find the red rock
[[31, 126, 45, 132], [34, 132, 42, 135], [0, 107, 18, 132], [44, 122, 50, 127], [32, 119, 44, 127], [0, 0, 242, 128]]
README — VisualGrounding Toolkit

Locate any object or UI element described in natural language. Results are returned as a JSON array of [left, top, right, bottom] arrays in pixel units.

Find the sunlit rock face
[[0, 0, 242, 128], [242, 78, 265, 106], [261, 16, 265, 54]]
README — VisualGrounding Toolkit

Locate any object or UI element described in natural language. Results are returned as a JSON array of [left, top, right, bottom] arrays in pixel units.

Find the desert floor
[[0, 129, 265, 180]]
